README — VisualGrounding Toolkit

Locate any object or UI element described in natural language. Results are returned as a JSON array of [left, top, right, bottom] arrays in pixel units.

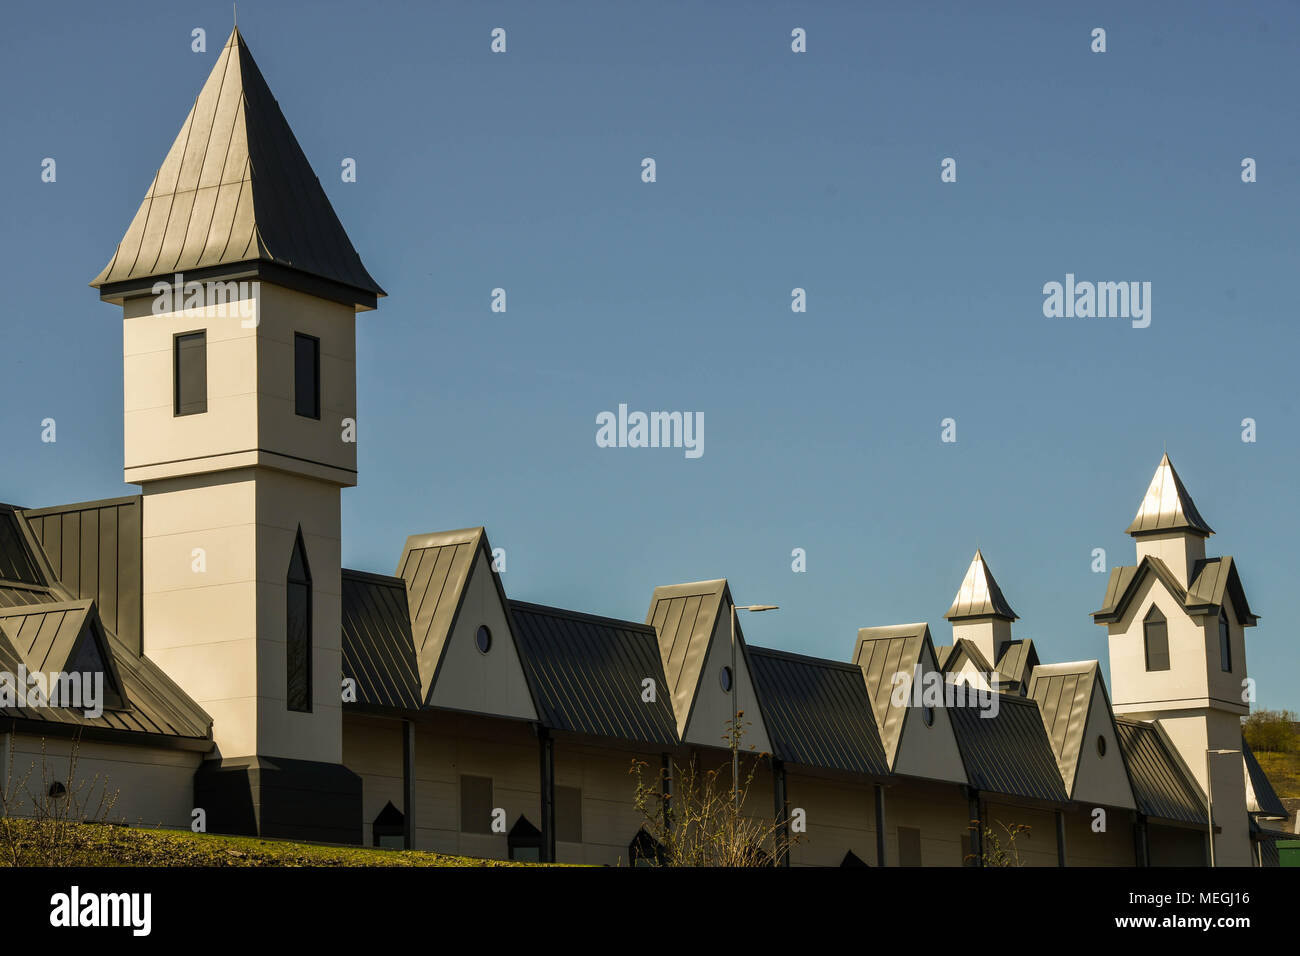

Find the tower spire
[[1126, 453, 1213, 537]]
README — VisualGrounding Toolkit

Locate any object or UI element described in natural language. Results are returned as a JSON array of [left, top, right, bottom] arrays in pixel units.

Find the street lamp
[[1205, 748, 1239, 867], [730, 602, 778, 809]]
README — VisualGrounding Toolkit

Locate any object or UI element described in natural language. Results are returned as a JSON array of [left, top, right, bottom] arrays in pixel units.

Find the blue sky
[[2, 1, 1297, 709]]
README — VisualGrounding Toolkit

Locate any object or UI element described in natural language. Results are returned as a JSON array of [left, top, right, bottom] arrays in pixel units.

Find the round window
[[1096, 734, 1107, 757], [48, 781, 67, 800], [475, 625, 492, 655], [719, 666, 733, 692], [922, 706, 935, 727]]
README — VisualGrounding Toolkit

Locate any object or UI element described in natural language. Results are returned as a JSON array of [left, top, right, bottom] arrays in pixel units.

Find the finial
[[233, 3, 237, 27]]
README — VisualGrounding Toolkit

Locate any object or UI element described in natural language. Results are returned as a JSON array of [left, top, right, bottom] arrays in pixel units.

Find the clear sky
[[2, 1, 1297, 710]]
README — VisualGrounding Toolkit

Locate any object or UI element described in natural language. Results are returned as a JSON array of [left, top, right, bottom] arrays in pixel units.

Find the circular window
[[719, 666, 733, 692], [48, 781, 67, 800], [475, 625, 492, 655], [922, 706, 935, 727], [1096, 734, 1107, 757]]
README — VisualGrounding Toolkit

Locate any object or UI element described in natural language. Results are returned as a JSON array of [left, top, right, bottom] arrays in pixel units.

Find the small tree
[[0, 734, 121, 866], [963, 820, 1031, 867], [630, 711, 797, 866]]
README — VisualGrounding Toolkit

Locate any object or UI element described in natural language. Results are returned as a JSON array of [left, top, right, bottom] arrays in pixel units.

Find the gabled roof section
[[395, 527, 483, 702], [509, 601, 679, 748], [851, 623, 929, 761], [1126, 454, 1214, 537], [944, 550, 1017, 622], [1028, 660, 1098, 790], [0, 599, 124, 698], [948, 695, 1068, 803], [0, 507, 43, 585], [1242, 739, 1287, 819], [644, 578, 731, 733], [341, 568, 422, 711], [1092, 554, 1258, 626], [1114, 718, 1207, 825], [937, 638, 994, 677], [91, 27, 384, 310], [994, 638, 1039, 693], [747, 646, 889, 776], [1188, 557, 1258, 626]]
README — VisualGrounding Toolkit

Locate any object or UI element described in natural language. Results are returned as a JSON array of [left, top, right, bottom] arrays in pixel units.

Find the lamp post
[[1205, 748, 1239, 867], [730, 602, 778, 809]]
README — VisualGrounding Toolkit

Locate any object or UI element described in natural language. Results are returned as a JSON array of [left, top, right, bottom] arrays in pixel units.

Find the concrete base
[[195, 755, 362, 844]]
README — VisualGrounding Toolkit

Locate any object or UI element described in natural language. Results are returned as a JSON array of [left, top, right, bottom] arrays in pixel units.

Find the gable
[[0, 599, 126, 711], [427, 547, 536, 722], [680, 604, 771, 753], [1069, 679, 1136, 809], [397, 528, 480, 701], [889, 641, 966, 784], [645, 580, 728, 736]]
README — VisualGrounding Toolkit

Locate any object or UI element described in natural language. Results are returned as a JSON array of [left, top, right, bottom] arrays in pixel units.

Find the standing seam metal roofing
[[852, 624, 928, 763], [1113, 718, 1206, 825], [341, 568, 422, 711], [748, 646, 889, 776], [90, 27, 383, 306], [1027, 661, 1101, 793], [509, 601, 679, 748], [947, 694, 1068, 803]]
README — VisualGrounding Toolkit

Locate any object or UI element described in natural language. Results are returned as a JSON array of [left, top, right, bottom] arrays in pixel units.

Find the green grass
[[1255, 751, 1300, 800], [0, 819, 534, 866]]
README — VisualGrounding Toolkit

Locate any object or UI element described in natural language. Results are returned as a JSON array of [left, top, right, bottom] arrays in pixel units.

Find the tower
[[90, 27, 384, 841], [944, 549, 1017, 667], [1093, 455, 1258, 865]]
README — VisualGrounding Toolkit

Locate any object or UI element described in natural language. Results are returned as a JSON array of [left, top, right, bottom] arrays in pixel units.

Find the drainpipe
[[874, 783, 887, 866], [1055, 809, 1067, 867], [538, 726, 555, 863], [401, 719, 415, 850], [772, 758, 789, 867]]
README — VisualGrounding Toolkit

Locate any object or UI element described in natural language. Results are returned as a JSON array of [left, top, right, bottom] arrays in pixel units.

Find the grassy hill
[[0, 819, 532, 866]]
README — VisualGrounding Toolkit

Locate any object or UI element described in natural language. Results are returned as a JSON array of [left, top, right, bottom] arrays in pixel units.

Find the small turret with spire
[[944, 549, 1018, 665]]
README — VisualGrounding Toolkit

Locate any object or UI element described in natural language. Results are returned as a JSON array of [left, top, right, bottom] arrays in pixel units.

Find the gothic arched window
[[287, 528, 312, 712], [1143, 606, 1169, 672]]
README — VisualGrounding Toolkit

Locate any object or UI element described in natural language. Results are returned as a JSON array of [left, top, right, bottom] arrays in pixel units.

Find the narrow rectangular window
[[460, 775, 493, 834], [174, 331, 207, 416], [898, 826, 923, 867], [556, 786, 582, 844], [294, 333, 320, 419]]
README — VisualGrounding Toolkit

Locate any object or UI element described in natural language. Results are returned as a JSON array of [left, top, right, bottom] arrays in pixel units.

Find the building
[[0, 26, 1285, 866]]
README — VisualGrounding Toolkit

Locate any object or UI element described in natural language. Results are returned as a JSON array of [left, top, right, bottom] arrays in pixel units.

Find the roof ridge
[[509, 600, 656, 633]]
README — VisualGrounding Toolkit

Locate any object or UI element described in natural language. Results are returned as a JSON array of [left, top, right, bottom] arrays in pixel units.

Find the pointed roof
[[91, 27, 384, 310], [1126, 454, 1213, 537], [944, 550, 1017, 622]]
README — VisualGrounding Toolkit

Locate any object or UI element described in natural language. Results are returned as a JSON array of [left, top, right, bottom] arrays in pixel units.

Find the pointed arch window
[[1143, 606, 1169, 672], [286, 529, 312, 713], [1218, 609, 1232, 673]]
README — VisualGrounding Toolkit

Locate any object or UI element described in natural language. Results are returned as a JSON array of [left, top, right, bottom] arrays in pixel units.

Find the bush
[[1243, 710, 1299, 754]]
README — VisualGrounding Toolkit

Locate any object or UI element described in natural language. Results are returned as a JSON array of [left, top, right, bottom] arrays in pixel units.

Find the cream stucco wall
[[428, 550, 536, 720], [1134, 532, 1205, 587], [891, 645, 967, 784], [683, 612, 771, 754], [1069, 686, 1136, 810], [142, 466, 343, 764]]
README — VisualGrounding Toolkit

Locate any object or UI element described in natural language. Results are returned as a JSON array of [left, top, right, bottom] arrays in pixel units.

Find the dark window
[[286, 529, 312, 713], [173, 331, 207, 416], [556, 786, 582, 844], [67, 624, 125, 711], [898, 826, 923, 867], [460, 775, 493, 834], [1097, 734, 1107, 757], [1218, 610, 1232, 672], [372, 801, 405, 849], [922, 706, 935, 727], [507, 816, 542, 861], [1143, 606, 1169, 672], [475, 625, 492, 655], [294, 333, 320, 419], [719, 665, 733, 692], [840, 849, 870, 867]]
